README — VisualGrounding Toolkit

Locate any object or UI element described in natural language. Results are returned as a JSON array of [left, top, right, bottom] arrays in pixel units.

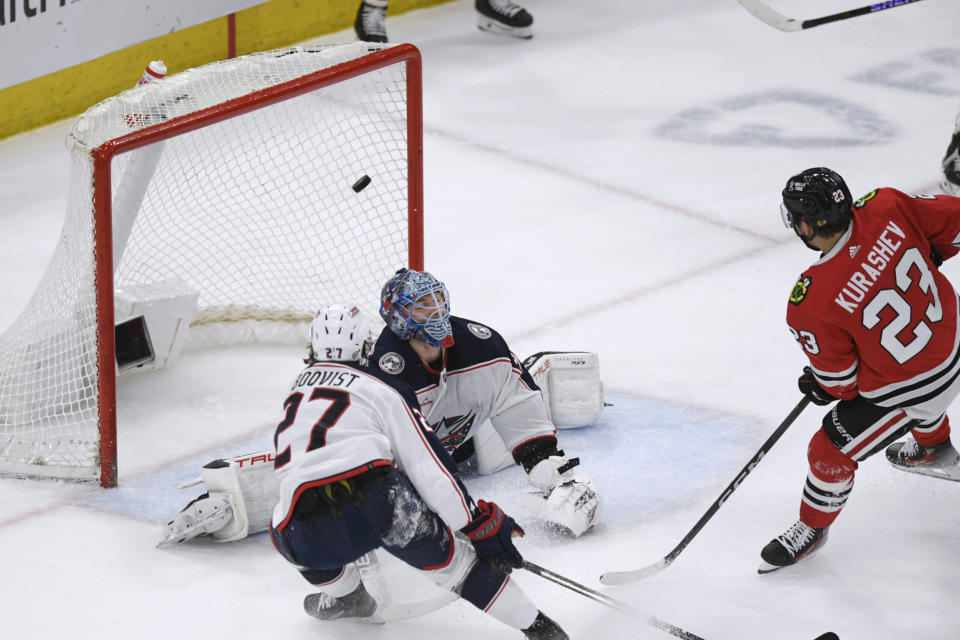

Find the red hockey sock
[[799, 430, 858, 529], [912, 415, 951, 448]]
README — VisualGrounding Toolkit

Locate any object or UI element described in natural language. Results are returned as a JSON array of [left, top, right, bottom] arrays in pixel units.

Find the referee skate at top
[[355, 0, 534, 42], [759, 168, 960, 574]]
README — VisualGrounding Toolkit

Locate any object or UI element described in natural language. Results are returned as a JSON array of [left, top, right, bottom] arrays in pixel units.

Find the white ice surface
[[1, 1, 959, 639]]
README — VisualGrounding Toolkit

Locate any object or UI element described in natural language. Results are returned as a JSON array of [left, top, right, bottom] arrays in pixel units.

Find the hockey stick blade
[[522, 561, 706, 640], [599, 397, 812, 586], [888, 462, 960, 482], [600, 558, 667, 585], [739, 0, 926, 32], [738, 0, 801, 32]]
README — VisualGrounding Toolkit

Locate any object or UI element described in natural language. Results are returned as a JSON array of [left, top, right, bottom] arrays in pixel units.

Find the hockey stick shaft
[[739, 0, 925, 32], [600, 396, 812, 585], [522, 561, 706, 640]]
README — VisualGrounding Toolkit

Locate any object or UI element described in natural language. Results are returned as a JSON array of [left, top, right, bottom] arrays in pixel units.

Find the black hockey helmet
[[780, 167, 852, 237]]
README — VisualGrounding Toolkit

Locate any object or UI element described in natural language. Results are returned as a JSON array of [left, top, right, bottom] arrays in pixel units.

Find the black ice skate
[[355, 2, 388, 43], [523, 612, 569, 640], [476, 0, 533, 39], [758, 520, 829, 574], [942, 124, 960, 197], [303, 582, 380, 622], [885, 436, 960, 482]]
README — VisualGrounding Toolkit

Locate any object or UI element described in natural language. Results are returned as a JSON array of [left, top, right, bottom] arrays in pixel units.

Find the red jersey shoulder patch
[[789, 275, 812, 305]]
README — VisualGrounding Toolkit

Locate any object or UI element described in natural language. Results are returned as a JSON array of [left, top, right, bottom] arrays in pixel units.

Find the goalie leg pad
[[157, 492, 235, 548], [158, 450, 280, 547], [205, 452, 280, 541]]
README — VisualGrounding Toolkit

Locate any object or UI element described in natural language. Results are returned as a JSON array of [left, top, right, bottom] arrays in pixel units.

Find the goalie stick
[[739, 0, 926, 32], [600, 396, 811, 585]]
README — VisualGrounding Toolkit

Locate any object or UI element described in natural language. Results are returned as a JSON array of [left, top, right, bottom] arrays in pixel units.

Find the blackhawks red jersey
[[786, 188, 960, 411]]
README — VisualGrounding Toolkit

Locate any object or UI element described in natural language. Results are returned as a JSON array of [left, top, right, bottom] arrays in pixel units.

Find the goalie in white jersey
[[269, 304, 567, 638], [370, 269, 602, 536]]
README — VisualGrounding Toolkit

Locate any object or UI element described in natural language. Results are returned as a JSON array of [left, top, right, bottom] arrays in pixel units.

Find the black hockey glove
[[460, 500, 525, 573], [798, 366, 835, 406]]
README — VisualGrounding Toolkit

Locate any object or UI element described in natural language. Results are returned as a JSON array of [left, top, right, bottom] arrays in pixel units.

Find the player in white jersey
[[269, 304, 567, 638], [370, 269, 601, 536], [158, 292, 604, 546]]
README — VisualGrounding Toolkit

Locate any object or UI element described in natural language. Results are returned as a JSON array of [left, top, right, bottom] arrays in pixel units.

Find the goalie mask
[[379, 269, 454, 348], [780, 167, 852, 246], [309, 304, 371, 363]]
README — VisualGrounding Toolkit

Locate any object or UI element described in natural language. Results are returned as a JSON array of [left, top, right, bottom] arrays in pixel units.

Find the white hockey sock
[[306, 564, 361, 598], [483, 576, 538, 630]]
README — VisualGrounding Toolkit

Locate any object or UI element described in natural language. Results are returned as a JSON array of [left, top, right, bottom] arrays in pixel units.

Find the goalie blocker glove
[[514, 440, 601, 537]]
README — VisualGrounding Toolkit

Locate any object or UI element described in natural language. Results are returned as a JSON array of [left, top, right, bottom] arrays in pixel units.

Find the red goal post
[[0, 43, 424, 487]]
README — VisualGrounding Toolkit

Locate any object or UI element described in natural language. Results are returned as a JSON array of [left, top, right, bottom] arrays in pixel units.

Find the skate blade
[[305, 610, 385, 625], [757, 559, 782, 575], [889, 462, 960, 482], [476, 16, 533, 39]]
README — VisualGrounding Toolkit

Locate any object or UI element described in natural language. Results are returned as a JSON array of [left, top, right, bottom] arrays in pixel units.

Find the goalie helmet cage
[[0, 43, 424, 488]]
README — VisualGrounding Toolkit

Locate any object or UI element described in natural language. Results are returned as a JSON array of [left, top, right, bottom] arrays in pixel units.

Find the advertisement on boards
[[0, 0, 268, 90]]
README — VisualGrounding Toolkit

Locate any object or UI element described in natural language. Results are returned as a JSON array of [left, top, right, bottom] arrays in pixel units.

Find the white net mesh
[[0, 43, 418, 481]]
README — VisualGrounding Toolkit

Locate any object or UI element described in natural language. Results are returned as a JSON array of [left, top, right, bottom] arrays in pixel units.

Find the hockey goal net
[[0, 43, 423, 487]]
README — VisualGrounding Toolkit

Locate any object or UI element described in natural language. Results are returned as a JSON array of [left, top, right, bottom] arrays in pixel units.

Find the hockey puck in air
[[352, 175, 372, 192]]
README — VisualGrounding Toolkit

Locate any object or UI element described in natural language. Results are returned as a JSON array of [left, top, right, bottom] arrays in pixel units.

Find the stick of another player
[[522, 561, 706, 640], [739, 0, 926, 32], [600, 396, 812, 585], [524, 561, 840, 640]]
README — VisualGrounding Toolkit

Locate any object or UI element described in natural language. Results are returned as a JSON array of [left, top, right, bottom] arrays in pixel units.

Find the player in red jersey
[[759, 167, 960, 573]]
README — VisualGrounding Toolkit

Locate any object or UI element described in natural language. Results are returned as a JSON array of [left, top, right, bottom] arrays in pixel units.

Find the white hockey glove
[[157, 451, 280, 548], [527, 455, 580, 491], [522, 456, 602, 537], [540, 475, 601, 537]]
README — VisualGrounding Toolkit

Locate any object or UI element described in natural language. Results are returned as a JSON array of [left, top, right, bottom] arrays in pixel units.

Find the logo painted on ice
[[789, 276, 812, 305], [467, 323, 492, 339], [378, 352, 405, 374], [654, 90, 895, 148]]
